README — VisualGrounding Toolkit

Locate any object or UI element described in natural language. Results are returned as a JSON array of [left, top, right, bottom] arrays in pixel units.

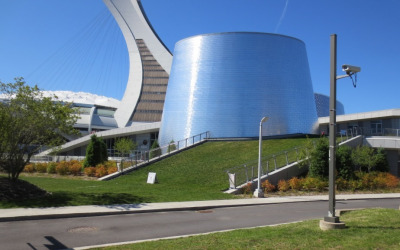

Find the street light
[[254, 116, 269, 198], [320, 34, 360, 230]]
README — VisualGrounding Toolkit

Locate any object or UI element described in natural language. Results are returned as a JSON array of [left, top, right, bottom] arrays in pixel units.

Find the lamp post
[[254, 116, 269, 198], [320, 34, 360, 230]]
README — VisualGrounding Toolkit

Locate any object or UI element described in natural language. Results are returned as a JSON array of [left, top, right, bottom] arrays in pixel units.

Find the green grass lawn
[[0, 137, 309, 208], [94, 208, 400, 249]]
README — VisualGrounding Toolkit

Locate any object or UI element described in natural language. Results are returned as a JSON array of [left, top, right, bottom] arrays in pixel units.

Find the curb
[[1, 193, 399, 222]]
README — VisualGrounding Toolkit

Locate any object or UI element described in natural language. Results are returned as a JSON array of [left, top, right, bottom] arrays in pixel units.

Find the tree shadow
[[2, 192, 147, 208]]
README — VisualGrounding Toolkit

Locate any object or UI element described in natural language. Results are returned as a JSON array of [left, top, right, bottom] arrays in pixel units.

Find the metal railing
[[31, 131, 210, 166], [226, 142, 317, 189], [337, 127, 400, 139], [128, 131, 210, 164]]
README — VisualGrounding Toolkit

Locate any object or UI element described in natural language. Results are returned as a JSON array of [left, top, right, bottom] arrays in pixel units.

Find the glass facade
[[159, 32, 318, 145]]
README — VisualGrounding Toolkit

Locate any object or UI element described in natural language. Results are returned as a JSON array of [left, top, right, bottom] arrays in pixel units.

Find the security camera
[[342, 64, 361, 75]]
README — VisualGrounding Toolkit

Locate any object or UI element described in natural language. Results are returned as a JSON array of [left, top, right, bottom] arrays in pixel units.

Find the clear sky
[[0, 0, 399, 114]]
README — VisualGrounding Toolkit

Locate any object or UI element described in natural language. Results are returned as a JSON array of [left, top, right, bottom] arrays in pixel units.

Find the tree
[[308, 137, 329, 179], [0, 78, 78, 181], [336, 145, 354, 180], [114, 137, 137, 157], [149, 140, 161, 159], [83, 134, 108, 167], [352, 146, 389, 172]]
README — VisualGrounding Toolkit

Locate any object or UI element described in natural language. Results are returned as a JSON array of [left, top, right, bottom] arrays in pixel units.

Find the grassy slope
[[96, 208, 400, 249], [1, 138, 309, 208]]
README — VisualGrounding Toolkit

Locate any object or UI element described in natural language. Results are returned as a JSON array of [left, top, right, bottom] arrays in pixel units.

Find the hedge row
[[242, 172, 400, 194], [23, 160, 118, 178]]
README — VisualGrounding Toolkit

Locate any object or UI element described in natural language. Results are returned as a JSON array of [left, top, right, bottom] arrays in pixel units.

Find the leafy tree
[[149, 139, 161, 159], [308, 137, 329, 179], [83, 134, 108, 167], [352, 146, 388, 172], [0, 78, 78, 181], [374, 148, 389, 172], [297, 136, 315, 168], [336, 145, 354, 180], [114, 137, 137, 157]]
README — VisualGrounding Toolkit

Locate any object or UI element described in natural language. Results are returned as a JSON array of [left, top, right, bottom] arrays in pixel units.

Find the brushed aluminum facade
[[314, 93, 345, 117], [159, 32, 318, 145]]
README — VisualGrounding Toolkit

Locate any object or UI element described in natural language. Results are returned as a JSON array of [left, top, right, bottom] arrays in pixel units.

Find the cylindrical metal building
[[159, 32, 318, 145]]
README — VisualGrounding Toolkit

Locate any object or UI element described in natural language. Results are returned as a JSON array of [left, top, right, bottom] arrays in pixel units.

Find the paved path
[[0, 193, 399, 250]]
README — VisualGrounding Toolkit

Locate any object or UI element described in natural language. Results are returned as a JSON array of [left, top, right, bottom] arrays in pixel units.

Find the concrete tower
[[103, 0, 173, 127]]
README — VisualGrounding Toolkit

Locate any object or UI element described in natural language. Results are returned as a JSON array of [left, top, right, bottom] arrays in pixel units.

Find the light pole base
[[320, 218, 346, 230], [253, 189, 264, 198]]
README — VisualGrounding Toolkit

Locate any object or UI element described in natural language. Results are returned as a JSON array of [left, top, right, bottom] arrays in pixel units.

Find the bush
[[149, 140, 161, 159], [69, 163, 82, 176], [336, 146, 354, 180], [167, 140, 177, 153], [374, 148, 389, 172], [84, 167, 96, 177], [262, 180, 275, 193], [241, 182, 253, 195], [383, 172, 400, 188], [288, 177, 302, 190], [24, 164, 35, 173], [107, 166, 118, 175], [277, 179, 290, 192], [95, 165, 108, 178], [35, 163, 48, 173], [56, 161, 69, 175], [302, 177, 321, 191], [309, 138, 329, 179], [47, 162, 57, 174], [84, 134, 108, 167]]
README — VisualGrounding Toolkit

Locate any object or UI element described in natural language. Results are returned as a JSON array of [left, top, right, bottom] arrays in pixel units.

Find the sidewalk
[[1, 193, 400, 222]]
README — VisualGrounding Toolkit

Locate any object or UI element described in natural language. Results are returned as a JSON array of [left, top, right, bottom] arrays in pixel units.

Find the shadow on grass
[[0, 192, 147, 208]]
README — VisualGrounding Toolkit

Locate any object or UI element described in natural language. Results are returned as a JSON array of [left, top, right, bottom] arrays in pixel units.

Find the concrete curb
[[1, 193, 399, 222]]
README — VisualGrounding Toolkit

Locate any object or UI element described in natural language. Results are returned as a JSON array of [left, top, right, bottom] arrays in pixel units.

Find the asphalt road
[[1, 198, 399, 250]]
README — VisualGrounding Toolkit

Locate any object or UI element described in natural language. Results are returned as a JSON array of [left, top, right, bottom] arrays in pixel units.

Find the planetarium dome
[[159, 32, 318, 145]]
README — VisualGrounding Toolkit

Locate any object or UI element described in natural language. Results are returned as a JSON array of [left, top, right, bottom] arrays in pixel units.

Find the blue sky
[[0, 0, 399, 114]]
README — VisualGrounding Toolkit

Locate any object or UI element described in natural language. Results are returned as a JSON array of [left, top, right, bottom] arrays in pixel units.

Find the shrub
[[149, 140, 161, 159], [374, 148, 389, 172], [302, 177, 320, 191], [288, 177, 302, 190], [35, 163, 47, 173], [107, 166, 118, 175], [262, 180, 276, 193], [24, 164, 35, 173], [56, 161, 69, 175], [336, 177, 348, 191], [47, 162, 57, 174], [95, 165, 108, 178], [336, 145, 354, 180], [167, 140, 177, 153], [309, 138, 329, 179], [69, 163, 82, 176], [84, 134, 108, 167], [383, 172, 400, 188], [241, 182, 253, 195], [372, 172, 387, 189], [277, 179, 290, 192], [84, 167, 96, 177]]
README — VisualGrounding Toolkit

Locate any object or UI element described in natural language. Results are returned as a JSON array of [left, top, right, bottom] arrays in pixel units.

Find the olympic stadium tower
[[103, 0, 172, 127], [159, 32, 319, 145]]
